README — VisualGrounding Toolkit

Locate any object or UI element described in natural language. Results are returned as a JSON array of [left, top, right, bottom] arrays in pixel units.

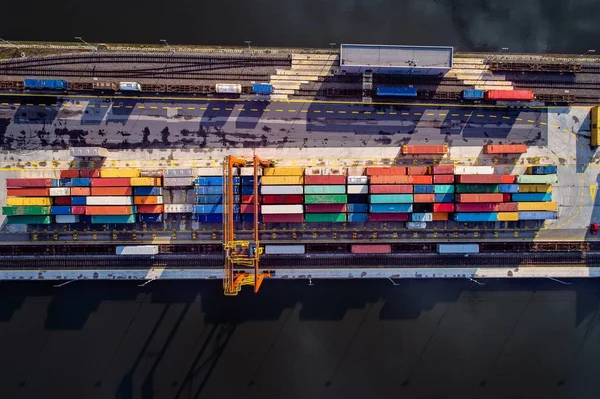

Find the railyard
[[1, 42, 600, 291]]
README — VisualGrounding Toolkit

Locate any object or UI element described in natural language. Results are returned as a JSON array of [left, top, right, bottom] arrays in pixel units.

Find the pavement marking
[[426, 113, 435, 116], [225, 107, 233, 111], [113, 105, 120, 108], [88, 104, 96, 108], [339, 110, 347, 114], [138, 105, 145, 109], [540, 121, 547, 125], [527, 119, 535, 123], [150, 106, 158, 109], [502, 116, 510, 119], [591, 185, 597, 201], [402, 112, 409, 115], [264, 109, 270, 112], [489, 115, 497, 118], [211, 107, 219, 110], [276, 109, 283, 112], [553, 124, 560, 128], [288, 109, 296, 112], [516, 118, 523, 121], [352, 111, 359, 114], [187, 107, 195, 110], [51, 104, 58, 107], [439, 113, 447, 116], [451, 113, 459, 117], [464, 113, 472, 117], [251, 108, 259, 112], [476, 114, 484, 117], [389, 112, 397, 115], [413, 112, 421, 115], [301, 110, 308, 113], [1, 103, 8, 106], [326, 110, 334, 113], [377, 112, 385, 115], [364, 111, 372, 114], [100, 105, 108, 108], [200, 107, 207, 110], [237, 108, 245, 111], [162, 106, 169, 109], [125, 105, 133, 109], [314, 110, 321, 113], [26, 103, 34, 106]]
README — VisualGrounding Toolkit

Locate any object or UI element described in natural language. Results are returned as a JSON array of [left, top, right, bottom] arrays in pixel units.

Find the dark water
[[1, 279, 600, 398], [3, 0, 600, 53]]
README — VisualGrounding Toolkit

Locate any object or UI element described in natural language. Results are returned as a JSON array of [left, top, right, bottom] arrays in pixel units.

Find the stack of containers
[[367, 166, 413, 223], [88, 168, 137, 224], [346, 167, 369, 222], [163, 168, 196, 217], [431, 164, 455, 221], [514, 166, 558, 220], [261, 167, 304, 223], [304, 167, 347, 223], [194, 173, 240, 223], [239, 167, 261, 223], [407, 166, 435, 228], [3, 178, 54, 224], [133, 175, 163, 224], [54, 169, 81, 224]]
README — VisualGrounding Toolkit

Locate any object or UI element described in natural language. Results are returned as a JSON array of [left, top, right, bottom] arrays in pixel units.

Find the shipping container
[[53, 197, 71, 206], [59, 179, 73, 187], [56, 215, 80, 224], [351, 244, 391, 254], [23, 79, 68, 90], [484, 90, 534, 101], [517, 202, 558, 211], [402, 144, 447, 155], [414, 194, 435, 202], [215, 83, 242, 94], [6, 215, 52, 224], [304, 175, 346, 185], [6, 178, 53, 188], [50, 206, 71, 215], [264, 245, 306, 255], [453, 212, 498, 222], [304, 194, 347, 204], [305, 204, 347, 213], [462, 89, 485, 100], [252, 83, 273, 95], [432, 165, 455, 174], [194, 204, 229, 214], [406, 222, 427, 229], [497, 212, 519, 221], [239, 204, 260, 214], [347, 194, 369, 203], [457, 193, 505, 203], [370, 185, 413, 194], [6, 197, 52, 206], [194, 167, 222, 176], [376, 86, 417, 97], [437, 244, 480, 254], [499, 184, 519, 193], [261, 205, 304, 214], [194, 186, 227, 195], [369, 175, 412, 184], [71, 206, 86, 215], [137, 205, 164, 213], [517, 184, 552, 193], [71, 187, 91, 196], [432, 212, 449, 221], [241, 186, 254, 195], [456, 184, 500, 193], [484, 144, 528, 154], [163, 177, 195, 187], [518, 211, 557, 220], [49, 187, 70, 196], [262, 214, 304, 223], [454, 166, 495, 175], [262, 195, 303, 204], [119, 82, 142, 91], [304, 167, 346, 176], [305, 213, 346, 222], [455, 203, 496, 212], [347, 213, 368, 222], [86, 196, 133, 206], [434, 193, 454, 203], [347, 185, 369, 194], [90, 187, 133, 196], [457, 175, 514, 184], [433, 185, 454, 194], [134, 186, 163, 196], [71, 197, 86, 206], [195, 176, 228, 186], [60, 170, 80, 178], [99, 168, 139, 178], [516, 175, 558, 184], [433, 175, 454, 184], [411, 213, 433, 222], [346, 203, 368, 213], [90, 178, 131, 187], [496, 203, 519, 212], [365, 167, 406, 176], [2, 206, 50, 216], [529, 165, 558, 175], [164, 204, 194, 213], [414, 185, 435, 194], [6, 188, 50, 197], [85, 206, 134, 215], [193, 214, 227, 223], [163, 168, 193, 178], [240, 176, 259, 186], [196, 195, 224, 203], [116, 245, 159, 256], [368, 213, 409, 222], [369, 204, 413, 213], [304, 185, 345, 194], [134, 196, 163, 205], [347, 176, 368, 185], [369, 194, 413, 203], [411, 176, 433, 185], [131, 177, 161, 186], [512, 193, 552, 202], [79, 170, 101, 178], [71, 178, 91, 187], [140, 214, 163, 223], [91, 215, 136, 224], [433, 203, 454, 212], [261, 176, 304, 185], [406, 166, 429, 175], [263, 167, 304, 176]]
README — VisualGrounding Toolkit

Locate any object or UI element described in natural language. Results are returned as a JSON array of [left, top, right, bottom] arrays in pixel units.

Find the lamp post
[[160, 39, 174, 53], [244, 40, 252, 52], [74, 36, 97, 52], [0, 38, 24, 57]]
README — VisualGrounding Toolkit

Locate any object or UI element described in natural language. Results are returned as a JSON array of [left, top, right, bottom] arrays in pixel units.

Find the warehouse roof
[[340, 44, 453, 69]]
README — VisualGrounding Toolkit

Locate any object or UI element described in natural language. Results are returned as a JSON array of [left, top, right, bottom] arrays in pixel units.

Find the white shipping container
[[406, 222, 427, 229], [194, 168, 222, 176], [411, 213, 433, 222], [261, 185, 304, 195], [261, 205, 304, 214], [140, 170, 163, 177], [347, 184, 369, 194], [163, 177, 194, 187], [86, 196, 133, 205], [55, 215, 80, 224], [265, 245, 306, 255], [239, 167, 263, 176], [454, 166, 495, 175], [69, 147, 107, 157], [116, 245, 159, 256], [163, 168, 193, 178], [347, 176, 369, 185], [347, 167, 365, 176], [304, 167, 347, 176], [49, 187, 70, 196], [215, 83, 242, 94], [164, 204, 194, 213]]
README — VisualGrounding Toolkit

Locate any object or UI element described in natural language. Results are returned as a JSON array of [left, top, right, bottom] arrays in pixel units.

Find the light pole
[[580, 49, 595, 56], [244, 40, 252, 52], [74, 36, 97, 52], [0, 38, 24, 57], [160, 39, 174, 53]]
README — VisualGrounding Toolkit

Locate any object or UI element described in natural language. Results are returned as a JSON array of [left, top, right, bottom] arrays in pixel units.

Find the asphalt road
[[0, 95, 548, 150]]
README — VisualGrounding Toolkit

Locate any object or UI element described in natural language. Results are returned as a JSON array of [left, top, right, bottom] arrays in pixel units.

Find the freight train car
[[216, 84, 242, 94], [252, 83, 273, 94], [119, 82, 142, 92], [23, 79, 68, 91], [462, 89, 535, 102], [375, 86, 417, 97]]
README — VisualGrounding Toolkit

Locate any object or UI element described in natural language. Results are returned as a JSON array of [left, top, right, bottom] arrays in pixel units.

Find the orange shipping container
[[432, 212, 449, 221], [411, 175, 433, 184], [137, 205, 164, 213], [60, 170, 80, 178], [458, 193, 505, 203], [434, 175, 454, 184], [365, 167, 406, 176], [484, 144, 528, 154], [90, 178, 131, 187], [369, 175, 412, 184], [91, 187, 133, 196], [432, 165, 454, 174], [406, 166, 429, 175], [414, 194, 435, 202], [6, 188, 50, 197], [134, 196, 162, 205], [402, 144, 447, 155], [71, 187, 91, 196], [85, 206, 133, 215]]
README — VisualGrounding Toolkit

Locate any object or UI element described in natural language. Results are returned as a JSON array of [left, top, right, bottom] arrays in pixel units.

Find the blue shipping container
[[241, 214, 262, 222], [50, 206, 71, 215], [347, 203, 368, 213], [347, 213, 368, 222], [437, 244, 480, 254], [194, 186, 231, 195], [252, 83, 273, 94], [453, 212, 498, 222], [193, 214, 240, 223], [512, 193, 552, 202], [59, 179, 72, 187], [140, 214, 163, 223], [193, 204, 240, 214], [71, 197, 86, 206], [196, 195, 240, 203], [369, 204, 413, 213], [462, 89, 485, 100], [24, 79, 68, 90], [195, 177, 240, 186], [71, 178, 91, 187], [531, 165, 558, 175], [134, 186, 163, 196], [414, 185, 435, 194], [241, 186, 254, 195], [241, 176, 260, 186], [376, 86, 417, 97], [499, 184, 519, 193], [518, 211, 557, 220], [434, 193, 454, 203], [51, 180, 59, 187], [348, 194, 368, 203]]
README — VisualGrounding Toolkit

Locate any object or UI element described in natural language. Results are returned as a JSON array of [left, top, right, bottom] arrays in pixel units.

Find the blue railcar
[[134, 187, 163, 196], [462, 89, 485, 100], [376, 86, 417, 97], [347, 213, 368, 222], [369, 204, 413, 213], [24, 79, 68, 90], [414, 185, 435, 194], [347, 203, 368, 213], [71, 197, 86, 206], [499, 184, 519, 193], [512, 193, 552, 202], [453, 212, 498, 222], [518, 211, 557, 220], [140, 214, 163, 223], [530, 165, 558, 175], [252, 83, 273, 94], [50, 206, 71, 215], [434, 193, 454, 202]]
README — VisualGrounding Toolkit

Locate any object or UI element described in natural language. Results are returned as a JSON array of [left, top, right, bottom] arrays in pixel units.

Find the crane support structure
[[223, 155, 273, 295]]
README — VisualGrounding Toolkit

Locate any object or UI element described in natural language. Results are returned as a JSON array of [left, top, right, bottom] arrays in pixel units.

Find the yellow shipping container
[[517, 202, 557, 211], [100, 168, 140, 178], [263, 167, 305, 176], [6, 197, 52, 206], [518, 184, 552, 193], [130, 177, 161, 186], [261, 176, 304, 185], [497, 212, 519, 221]]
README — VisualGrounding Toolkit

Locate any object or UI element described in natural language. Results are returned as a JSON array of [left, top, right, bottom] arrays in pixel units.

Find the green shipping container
[[304, 195, 347, 204], [6, 215, 52, 224], [434, 185, 454, 193], [516, 174, 558, 184], [91, 215, 137, 224], [2, 206, 51, 216], [369, 194, 413, 203], [304, 185, 346, 194], [455, 184, 500, 193], [305, 213, 347, 222]]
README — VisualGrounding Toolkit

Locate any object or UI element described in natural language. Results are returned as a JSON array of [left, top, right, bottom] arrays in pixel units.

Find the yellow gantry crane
[[223, 154, 273, 295]]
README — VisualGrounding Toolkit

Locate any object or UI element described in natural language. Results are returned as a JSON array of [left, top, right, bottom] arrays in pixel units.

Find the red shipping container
[[406, 166, 429, 175], [6, 188, 50, 197], [137, 205, 164, 213], [496, 202, 518, 212], [241, 195, 259, 204], [501, 175, 516, 184], [370, 185, 413, 194], [484, 144, 528, 154], [91, 187, 133, 196], [351, 244, 392, 254], [71, 187, 91, 196], [402, 144, 447, 155], [484, 90, 534, 101], [304, 175, 346, 185], [434, 175, 454, 184], [366, 167, 406, 176], [6, 178, 53, 188], [60, 170, 80, 178], [90, 178, 131, 187], [455, 203, 496, 212], [262, 214, 304, 223], [458, 175, 509, 184], [85, 206, 133, 215], [71, 206, 86, 215], [503, 193, 511, 202], [79, 169, 101, 178], [368, 213, 409, 222], [458, 194, 504, 203], [240, 204, 261, 214], [433, 203, 454, 212], [411, 175, 433, 184], [432, 165, 455, 174], [261, 195, 304, 204], [305, 204, 347, 213], [414, 194, 435, 203], [54, 197, 72, 205], [369, 175, 412, 184]]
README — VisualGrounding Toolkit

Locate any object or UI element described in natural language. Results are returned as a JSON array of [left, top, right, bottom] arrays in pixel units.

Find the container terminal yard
[[1, 42, 600, 294]]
